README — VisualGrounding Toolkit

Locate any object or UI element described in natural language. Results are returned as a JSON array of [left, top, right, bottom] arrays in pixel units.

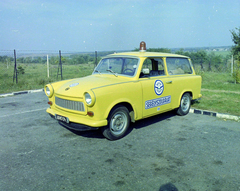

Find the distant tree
[[192, 50, 207, 71], [147, 48, 171, 53], [24, 57, 32, 63], [49, 56, 58, 65], [207, 52, 224, 71], [175, 48, 191, 57], [33, 57, 42, 63], [0, 56, 9, 62], [55, 56, 66, 65], [77, 55, 85, 64], [17, 57, 24, 63], [132, 47, 171, 53], [230, 27, 240, 83], [83, 55, 89, 63], [230, 27, 240, 56]]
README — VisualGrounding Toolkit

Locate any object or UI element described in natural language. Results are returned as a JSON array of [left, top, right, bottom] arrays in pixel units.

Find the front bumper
[[47, 107, 108, 129], [48, 114, 99, 131]]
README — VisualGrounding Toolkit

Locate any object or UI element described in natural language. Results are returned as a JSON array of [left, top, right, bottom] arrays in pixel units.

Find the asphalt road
[[0, 92, 240, 191]]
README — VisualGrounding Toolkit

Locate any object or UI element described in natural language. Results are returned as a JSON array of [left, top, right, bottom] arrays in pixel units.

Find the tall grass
[[0, 62, 94, 94]]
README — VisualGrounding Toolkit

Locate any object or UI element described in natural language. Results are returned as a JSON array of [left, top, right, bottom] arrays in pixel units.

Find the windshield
[[93, 57, 139, 77]]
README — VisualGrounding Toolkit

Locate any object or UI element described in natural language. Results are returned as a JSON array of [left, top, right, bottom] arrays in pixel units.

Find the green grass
[[201, 72, 238, 91], [192, 91, 240, 116], [192, 72, 240, 116], [0, 62, 95, 94], [1, 62, 239, 116]]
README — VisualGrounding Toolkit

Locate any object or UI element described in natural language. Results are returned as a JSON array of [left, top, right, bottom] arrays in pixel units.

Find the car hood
[[54, 75, 130, 98]]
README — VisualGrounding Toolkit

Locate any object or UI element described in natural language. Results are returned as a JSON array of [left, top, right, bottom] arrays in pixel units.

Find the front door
[[139, 58, 173, 118]]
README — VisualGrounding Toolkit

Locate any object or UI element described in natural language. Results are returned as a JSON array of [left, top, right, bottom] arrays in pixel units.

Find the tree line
[[136, 47, 231, 72], [175, 49, 230, 72], [0, 54, 100, 65]]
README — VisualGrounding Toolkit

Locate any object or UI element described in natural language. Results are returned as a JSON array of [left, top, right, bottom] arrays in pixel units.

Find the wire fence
[[0, 49, 108, 93], [0, 49, 236, 94]]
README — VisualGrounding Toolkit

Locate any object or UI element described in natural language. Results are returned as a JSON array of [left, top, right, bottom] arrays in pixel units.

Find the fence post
[[47, 55, 49, 78], [13, 49, 18, 83], [57, 50, 63, 80], [231, 55, 234, 76], [95, 51, 97, 67]]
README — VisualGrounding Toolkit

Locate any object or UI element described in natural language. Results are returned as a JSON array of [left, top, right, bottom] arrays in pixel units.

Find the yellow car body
[[45, 47, 202, 140]]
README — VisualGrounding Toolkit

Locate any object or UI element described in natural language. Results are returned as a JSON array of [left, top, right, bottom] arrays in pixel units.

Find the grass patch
[[192, 91, 240, 116], [192, 72, 240, 116], [0, 62, 94, 94], [201, 72, 237, 91]]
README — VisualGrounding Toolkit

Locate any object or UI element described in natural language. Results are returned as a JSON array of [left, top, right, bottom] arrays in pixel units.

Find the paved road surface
[[0, 92, 240, 191]]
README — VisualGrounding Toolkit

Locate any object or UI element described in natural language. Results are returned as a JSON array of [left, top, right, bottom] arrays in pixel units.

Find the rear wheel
[[101, 106, 130, 140], [176, 93, 191, 116]]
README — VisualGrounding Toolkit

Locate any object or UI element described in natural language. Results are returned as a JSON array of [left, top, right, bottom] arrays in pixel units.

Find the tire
[[176, 93, 191, 116], [101, 106, 130, 140]]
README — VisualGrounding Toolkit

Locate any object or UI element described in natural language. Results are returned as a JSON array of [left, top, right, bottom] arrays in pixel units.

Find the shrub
[[17, 65, 25, 75]]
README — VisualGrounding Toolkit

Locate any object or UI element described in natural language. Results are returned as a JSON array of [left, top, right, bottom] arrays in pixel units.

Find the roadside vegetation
[[0, 60, 239, 116], [1, 27, 240, 116], [0, 62, 95, 94]]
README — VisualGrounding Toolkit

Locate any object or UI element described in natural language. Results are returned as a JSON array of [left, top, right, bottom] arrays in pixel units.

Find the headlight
[[44, 84, 54, 98], [84, 91, 96, 107], [85, 93, 92, 104], [46, 86, 51, 96]]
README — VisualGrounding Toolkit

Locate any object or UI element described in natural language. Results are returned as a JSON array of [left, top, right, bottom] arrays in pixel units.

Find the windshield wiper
[[106, 69, 118, 77], [95, 70, 101, 75]]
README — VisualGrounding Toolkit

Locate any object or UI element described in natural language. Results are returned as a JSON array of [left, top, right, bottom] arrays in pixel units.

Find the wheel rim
[[181, 95, 190, 112], [110, 111, 128, 135]]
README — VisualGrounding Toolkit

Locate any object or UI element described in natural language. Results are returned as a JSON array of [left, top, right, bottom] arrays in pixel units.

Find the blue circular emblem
[[154, 80, 164, 96]]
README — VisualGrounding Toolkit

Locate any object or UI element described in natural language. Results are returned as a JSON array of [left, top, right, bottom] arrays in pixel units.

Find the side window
[[142, 58, 152, 70], [155, 58, 165, 76], [140, 58, 165, 78], [166, 57, 192, 75], [139, 58, 152, 78]]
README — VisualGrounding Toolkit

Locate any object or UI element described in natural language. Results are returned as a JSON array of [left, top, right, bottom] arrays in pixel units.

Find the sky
[[0, 0, 240, 52]]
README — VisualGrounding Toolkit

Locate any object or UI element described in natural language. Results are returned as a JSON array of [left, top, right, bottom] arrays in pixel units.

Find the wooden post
[[47, 55, 49, 78], [57, 50, 63, 80], [13, 49, 18, 83], [95, 51, 97, 67]]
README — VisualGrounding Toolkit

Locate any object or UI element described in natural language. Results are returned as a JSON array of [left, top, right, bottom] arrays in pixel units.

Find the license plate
[[55, 114, 69, 123]]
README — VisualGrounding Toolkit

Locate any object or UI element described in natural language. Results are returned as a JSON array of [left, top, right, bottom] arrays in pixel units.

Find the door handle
[[166, 81, 172, 84]]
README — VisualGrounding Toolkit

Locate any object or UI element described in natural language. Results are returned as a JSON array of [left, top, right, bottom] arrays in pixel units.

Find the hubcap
[[110, 112, 127, 135], [181, 95, 190, 112]]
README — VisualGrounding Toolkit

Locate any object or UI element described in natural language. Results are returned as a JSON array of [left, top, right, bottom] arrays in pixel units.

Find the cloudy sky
[[0, 0, 240, 52]]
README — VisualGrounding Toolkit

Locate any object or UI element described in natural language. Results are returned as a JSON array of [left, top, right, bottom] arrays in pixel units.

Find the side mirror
[[142, 68, 150, 75]]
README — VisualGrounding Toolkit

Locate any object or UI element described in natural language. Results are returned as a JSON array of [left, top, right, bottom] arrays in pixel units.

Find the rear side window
[[166, 57, 192, 75]]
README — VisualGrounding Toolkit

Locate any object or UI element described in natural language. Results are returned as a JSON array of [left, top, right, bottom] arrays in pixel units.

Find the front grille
[[55, 97, 85, 112]]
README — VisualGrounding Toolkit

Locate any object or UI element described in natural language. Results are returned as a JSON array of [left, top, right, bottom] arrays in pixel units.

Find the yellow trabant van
[[44, 42, 202, 140]]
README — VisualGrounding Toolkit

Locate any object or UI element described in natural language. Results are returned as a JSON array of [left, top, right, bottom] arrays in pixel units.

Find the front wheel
[[101, 106, 130, 140], [176, 93, 191, 116]]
